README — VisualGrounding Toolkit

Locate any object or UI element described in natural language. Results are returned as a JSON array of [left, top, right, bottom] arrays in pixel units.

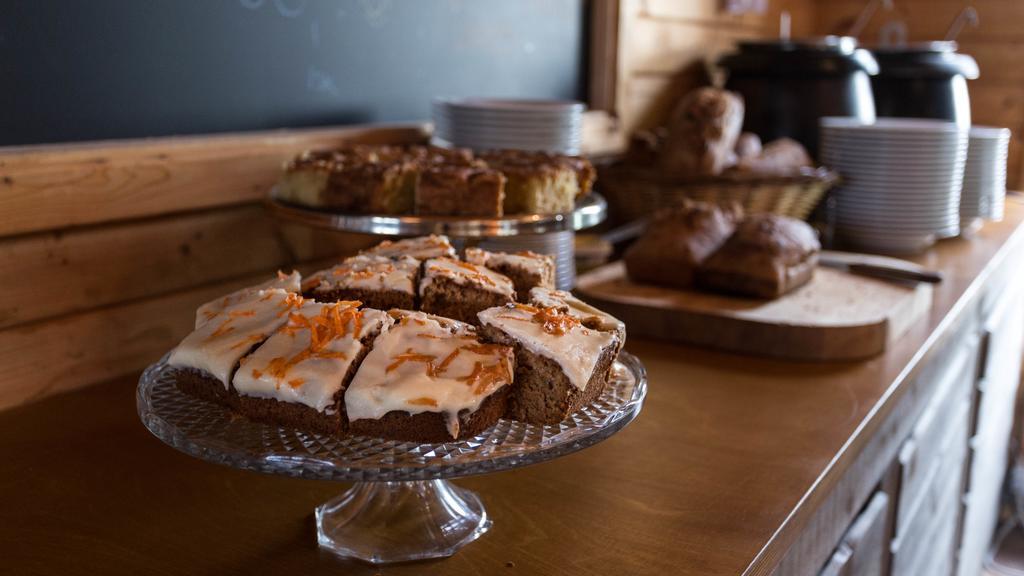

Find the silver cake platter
[[265, 186, 607, 237], [137, 352, 646, 564]]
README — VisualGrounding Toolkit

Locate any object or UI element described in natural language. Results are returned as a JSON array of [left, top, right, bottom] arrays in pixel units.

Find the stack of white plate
[[432, 98, 584, 154], [961, 126, 1011, 231], [820, 118, 969, 254]]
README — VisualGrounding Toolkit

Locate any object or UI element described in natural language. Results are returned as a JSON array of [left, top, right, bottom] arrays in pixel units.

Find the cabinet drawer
[[891, 427, 968, 576], [819, 491, 890, 576], [895, 343, 974, 537]]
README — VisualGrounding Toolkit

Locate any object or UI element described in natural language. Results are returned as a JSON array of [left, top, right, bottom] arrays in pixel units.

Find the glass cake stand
[[136, 352, 646, 564], [264, 188, 608, 237]]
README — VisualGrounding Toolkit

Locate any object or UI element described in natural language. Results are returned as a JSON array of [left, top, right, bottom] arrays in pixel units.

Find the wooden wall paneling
[[589, 0, 621, 113], [0, 257, 347, 412], [814, 0, 1024, 42], [0, 204, 373, 331], [813, 0, 1024, 188], [615, 0, 815, 134], [640, 0, 816, 36], [0, 124, 429, 237]]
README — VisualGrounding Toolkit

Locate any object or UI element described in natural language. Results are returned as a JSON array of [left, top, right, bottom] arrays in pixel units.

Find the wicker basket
[[599, 164, 838, 223]]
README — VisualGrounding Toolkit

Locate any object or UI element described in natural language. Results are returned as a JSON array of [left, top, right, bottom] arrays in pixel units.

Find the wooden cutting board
[[575, 260, 933, 361]]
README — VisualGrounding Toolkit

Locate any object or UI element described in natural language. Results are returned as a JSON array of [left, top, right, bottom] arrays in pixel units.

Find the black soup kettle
[[870, 41, 979, 127], [718, 35, 878, 158]]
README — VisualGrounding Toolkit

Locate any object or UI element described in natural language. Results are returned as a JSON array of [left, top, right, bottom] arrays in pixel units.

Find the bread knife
[[818, 252, 943, 284]]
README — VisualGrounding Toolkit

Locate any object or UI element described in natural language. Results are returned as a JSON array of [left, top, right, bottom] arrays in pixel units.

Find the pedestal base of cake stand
[[315, 479, 491, 564]]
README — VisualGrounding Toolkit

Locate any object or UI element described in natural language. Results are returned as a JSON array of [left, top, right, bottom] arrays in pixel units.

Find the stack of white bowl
[[961, 126, 1011, 232], [432, 98, 584, 154], [820, 118, 969, 254]]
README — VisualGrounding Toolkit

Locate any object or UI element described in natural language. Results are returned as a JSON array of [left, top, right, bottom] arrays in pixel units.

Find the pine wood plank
[[626, 16, 760, 75], [0, 204, 374, 330], [0, 258, 343, 412], [640, 0, 816, 36], [0, 124, 429, 238], [814, 0, 1024, 42]]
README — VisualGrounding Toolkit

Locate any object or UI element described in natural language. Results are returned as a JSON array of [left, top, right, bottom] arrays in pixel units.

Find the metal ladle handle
[[945, 6, 979, 42], [848, 0, 895, 39]]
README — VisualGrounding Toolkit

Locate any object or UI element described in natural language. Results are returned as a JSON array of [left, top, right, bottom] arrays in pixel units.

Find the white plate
[[821, 117, 965, 132]]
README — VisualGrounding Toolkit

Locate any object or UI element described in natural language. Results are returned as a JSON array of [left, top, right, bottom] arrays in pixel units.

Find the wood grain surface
[[0, 124, 429, 237], [576, 261, 932, 361], [0, 200, 1021, 576]]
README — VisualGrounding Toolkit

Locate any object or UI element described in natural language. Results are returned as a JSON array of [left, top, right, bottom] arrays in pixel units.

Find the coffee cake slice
[[303, 255, 419, 310], [419, 258, 515, 325], [195, 270, 301, 328], [465, 247, 555, 302], [478, 150, 593, 214], [478, 303, 619, 424], [232, 301, 390, 435], [169, 289, 305, 406], [415, 165, 506, 217], [360, 234, 457, 260], [345, 310, 514, 442]]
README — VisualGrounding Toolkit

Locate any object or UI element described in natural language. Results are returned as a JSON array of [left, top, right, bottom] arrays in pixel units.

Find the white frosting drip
[[465, 247, 555, 285], [362, 235, 456, 260], [420, 258, 515, 298], [232, 302, 389, 412], [170, 289, 302, 385], [345, 310, 514, 438], [478, 304, 616, 391], [310, 255, 418, 295], [528, 287, 625, 336], [195, 271, 301, 328]]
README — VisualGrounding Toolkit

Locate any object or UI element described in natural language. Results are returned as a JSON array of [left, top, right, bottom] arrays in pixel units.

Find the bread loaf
[[659, 87, 744, 178], [624, 201, 742, 289], [696, 214, 820, 298]]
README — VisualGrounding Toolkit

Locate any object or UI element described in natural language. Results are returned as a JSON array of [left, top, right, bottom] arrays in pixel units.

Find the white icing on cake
[[478, 303, 616, 391], [233, 302, 389, 412], [195, 271, 301, 328], [420, 258, 515, 298], [308, 255, 419, 295], [528, 287, 625, 337], [362, 235, 456, 260], [170, 289, 304, 386], [465, 247, 555, 285], [345, 310, 513, 439]]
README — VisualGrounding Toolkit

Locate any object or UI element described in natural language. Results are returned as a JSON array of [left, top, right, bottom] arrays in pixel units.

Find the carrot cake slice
[[478, 303, 619, 424], [232, 301, 390, 435], [303, 255, 419, 310], [465, 247, 555, 302], [419, 257, 515, 325], [360, 234, 457, 260], [169, 289, 305, 406], [528, 287, 626, 351], [195, 270, 301, 328], [345, 310, 514, 442]]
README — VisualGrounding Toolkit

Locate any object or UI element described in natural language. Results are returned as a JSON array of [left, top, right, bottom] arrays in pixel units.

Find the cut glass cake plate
[[137, 351, 647, 564]]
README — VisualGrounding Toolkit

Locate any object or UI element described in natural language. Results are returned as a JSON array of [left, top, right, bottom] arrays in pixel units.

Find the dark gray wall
[[0, 0, 586, 145]]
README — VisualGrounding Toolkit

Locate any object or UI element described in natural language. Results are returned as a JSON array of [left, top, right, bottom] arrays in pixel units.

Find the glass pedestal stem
[[315, 479, 491, 564]]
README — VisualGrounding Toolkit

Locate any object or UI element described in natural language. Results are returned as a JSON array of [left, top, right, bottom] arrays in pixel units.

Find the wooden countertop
[[3, 199, 1024, 576]]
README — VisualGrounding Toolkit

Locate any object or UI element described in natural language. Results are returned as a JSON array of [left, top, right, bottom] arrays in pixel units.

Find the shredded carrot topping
[[457, 360, 510, 394], [386, 349, 438, 374], [262, 302, 361, 380]]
